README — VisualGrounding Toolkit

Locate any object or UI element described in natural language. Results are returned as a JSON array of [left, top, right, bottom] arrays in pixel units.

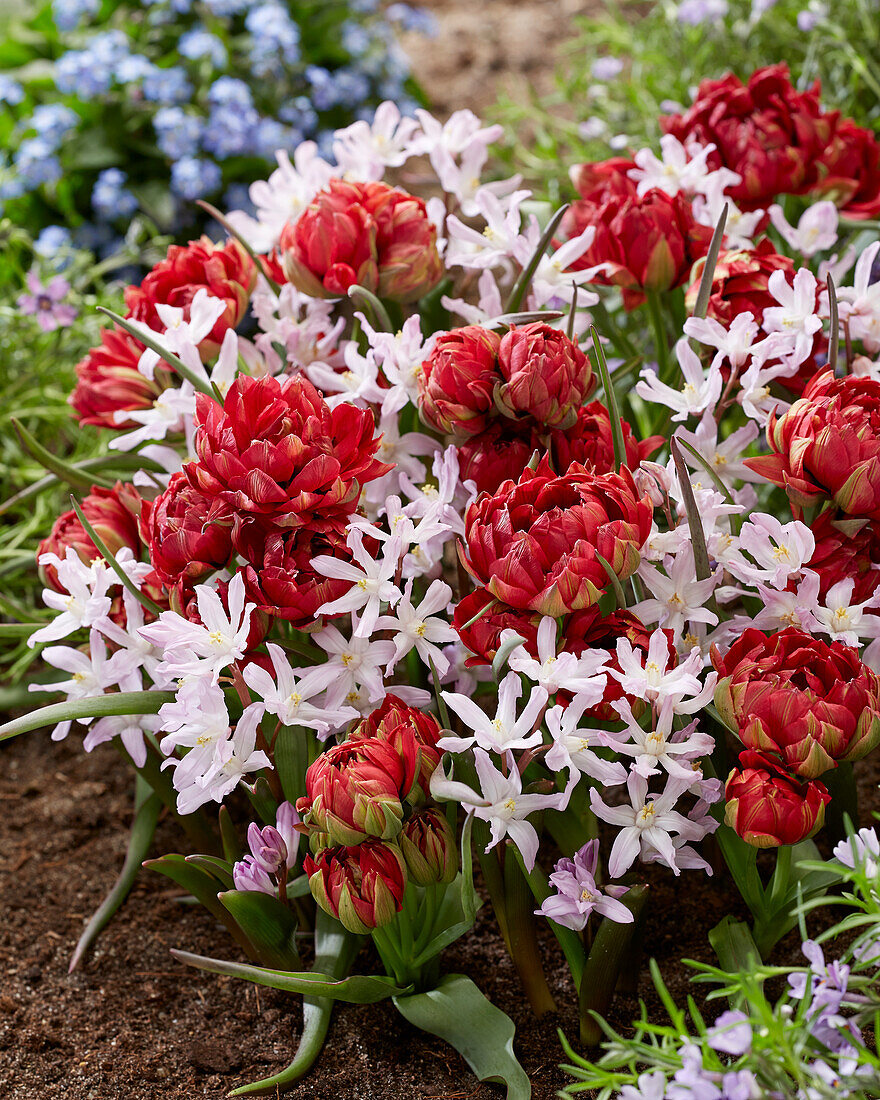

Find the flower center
[[636, 801, 657, 827]]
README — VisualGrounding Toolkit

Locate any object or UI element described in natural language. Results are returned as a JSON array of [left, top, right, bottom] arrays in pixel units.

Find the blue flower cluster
[[0, 0, 426, 243]]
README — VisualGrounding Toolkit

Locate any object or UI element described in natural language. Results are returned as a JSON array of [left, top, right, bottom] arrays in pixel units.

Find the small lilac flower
[[832, 827, 880, 878], [591, 56, 624, 81], [234, 803, 301, 896], [535, 840, 635, 930], [707, 1010, 752, 1056], [17, 271, 77, 332], [676, 0, 728, 24], [247, 823, 289, 874]]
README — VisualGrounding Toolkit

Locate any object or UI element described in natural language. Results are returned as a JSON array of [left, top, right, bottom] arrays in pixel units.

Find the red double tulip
[[280, 179, 442, 302], [807, 510, 880, 603], [125, 237, 256, 356], [140, 472, 234, 587], [304, 839, 407, 934], [461, 459, 653, 617], [69, 326, 163, 430], [814, 119, 880, 220], [724, 749, 831, 848], [453, 587, 542, 665], [351, 695, 443, 803], [296, 738, 418, 847], [557, 166, 711, 309], [185, 374, 391, 544], [242, 528, 354, 627], [661, 63, 835, 208], [746, 371, 880, 521], [418, 325, 502, 438], [495, 322, 595, 429], [456, 402, 659, 496], [39, 482, 142, 591], [712, 627, 880, 779]]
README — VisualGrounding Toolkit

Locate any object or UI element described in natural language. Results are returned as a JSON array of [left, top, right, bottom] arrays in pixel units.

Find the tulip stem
[[821, 762, 858, 845], [645, 291, 673, 386]]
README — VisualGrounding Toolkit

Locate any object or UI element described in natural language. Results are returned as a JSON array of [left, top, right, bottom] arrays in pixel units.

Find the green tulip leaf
[[171, 949, 412, 1003], [228, 911, 365, 1095], [0, 691, 176, 743], [393, 974, 531, 1100]]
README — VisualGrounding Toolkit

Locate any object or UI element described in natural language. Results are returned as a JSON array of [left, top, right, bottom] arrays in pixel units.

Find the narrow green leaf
[[219, 805, 242, 864], [0, 690, 176, 742], [273, 725, 310, 804], [229, 910, 363, 1095], [96, 307, 218, 400], [11, 417, 111, 491], [69, 775, 161, 972], [170, 950, 412, 1002], [196, 199, 281, 294], [483, 309, 564, 329], [594, 552, 627, 609], [692, 204, 728, 321], [669, 438, 718, 619], [245, 776, 278, 824], [348, 284, 393, 332], [590, 326, 627, 472], [146, 853, 260, 961], [0, 453, 169, 518], [826, 272, 840, 374], [70, 495, 164, 616], [393, 974, 531, 1100], [504, 203, 570, 313]]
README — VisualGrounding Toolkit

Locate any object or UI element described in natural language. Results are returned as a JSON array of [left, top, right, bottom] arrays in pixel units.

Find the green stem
[[821, 761, 858, 845], [645, 291, 673, 386], [502, 849, 557, 1018]]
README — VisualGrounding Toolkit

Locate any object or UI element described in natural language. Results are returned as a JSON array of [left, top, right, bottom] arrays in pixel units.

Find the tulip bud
[[418, 326, 503, 438], [494, 322, 595, 429], [296, 738, 417, 847], [399, 809, 458, 886], [724, 750, 830, 848], [304, 840, 408, 934]]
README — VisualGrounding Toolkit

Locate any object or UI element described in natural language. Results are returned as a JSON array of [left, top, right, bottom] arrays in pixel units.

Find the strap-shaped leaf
[[69, 775, 160, 972], [504, 204, 570, 313], [229, 910, 364, 1096], [170, 949, 412, 1002], [0, 690, 176, 742], [393, 974, 531, 1100], [11, 417, 112, 490], [219, 890, 302, 971]]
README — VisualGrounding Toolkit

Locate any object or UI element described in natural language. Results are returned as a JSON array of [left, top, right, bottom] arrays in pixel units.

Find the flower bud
[[247, 822, 288, 875], [724, 749, 830, 848], [304, 840, 407, 934], [399, 808, 458, 886]]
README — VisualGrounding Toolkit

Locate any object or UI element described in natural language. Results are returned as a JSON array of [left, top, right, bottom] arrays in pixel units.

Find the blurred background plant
[[0, 0, 432, 247], [0, 221, 175, 699], [494, 0, 880, 203]]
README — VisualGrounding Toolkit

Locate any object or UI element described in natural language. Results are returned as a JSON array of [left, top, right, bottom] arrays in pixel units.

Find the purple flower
[[233, 802, 301, 896], [535, 840, 635, 930], [591, 57, 624, 81], [17, 271, 77, 332], [707, 1010, 752, 1056]]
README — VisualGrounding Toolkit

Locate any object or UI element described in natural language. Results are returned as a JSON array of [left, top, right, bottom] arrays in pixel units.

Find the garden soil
[[0, 1, 869, 1097]]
